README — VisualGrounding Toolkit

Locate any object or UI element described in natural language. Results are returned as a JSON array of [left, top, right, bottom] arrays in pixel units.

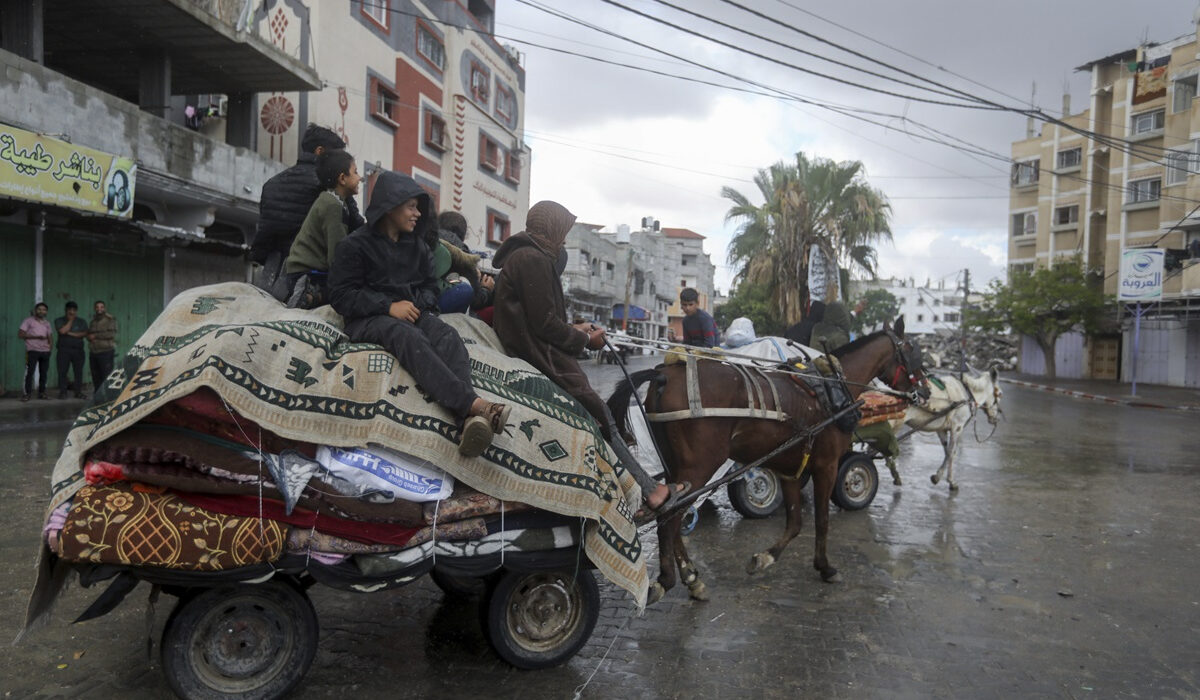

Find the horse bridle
[[884, 329, 927, 401]]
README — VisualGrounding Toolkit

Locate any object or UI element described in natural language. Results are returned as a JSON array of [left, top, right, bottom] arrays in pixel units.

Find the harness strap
[[645, 408, 791, 422], [644, 356, 790, 423], [685, 354, 703, 417]]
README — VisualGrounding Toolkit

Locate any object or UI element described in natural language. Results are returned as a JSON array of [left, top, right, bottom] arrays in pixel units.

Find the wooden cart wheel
[[160, 579, 318, 700]]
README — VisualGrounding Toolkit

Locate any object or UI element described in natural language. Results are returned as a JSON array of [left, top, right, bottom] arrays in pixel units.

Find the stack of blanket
[[36, 283, 648, 609]]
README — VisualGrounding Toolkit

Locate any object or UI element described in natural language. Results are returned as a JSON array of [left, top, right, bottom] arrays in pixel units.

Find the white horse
[[887, 366, 1002, 491]]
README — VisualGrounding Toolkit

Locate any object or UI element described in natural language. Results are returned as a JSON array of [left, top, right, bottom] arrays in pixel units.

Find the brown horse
[[608, 319, 927, 603]]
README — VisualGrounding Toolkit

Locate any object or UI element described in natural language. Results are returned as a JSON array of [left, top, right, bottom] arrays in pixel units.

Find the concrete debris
[[913, 331, 1019, 371]]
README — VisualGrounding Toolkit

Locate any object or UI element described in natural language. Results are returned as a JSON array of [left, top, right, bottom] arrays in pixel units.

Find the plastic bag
[[316, 444, 455, 502], [724, 317, 756, 348]]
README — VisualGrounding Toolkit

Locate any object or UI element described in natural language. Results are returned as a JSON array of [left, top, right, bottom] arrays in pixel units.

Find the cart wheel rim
[[744, 467, 780, 508], [505, 573, 584, 650], [841, 463, 876, 502], [189, 595, 294, 691]]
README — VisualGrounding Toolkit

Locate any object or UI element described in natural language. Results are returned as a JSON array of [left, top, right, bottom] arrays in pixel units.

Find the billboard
[[0, 123, 136, 219], [1118, 248, 1164, 301]]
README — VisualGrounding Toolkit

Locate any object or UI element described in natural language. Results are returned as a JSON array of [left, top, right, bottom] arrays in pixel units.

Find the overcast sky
[[494, 0, 1199, 295]]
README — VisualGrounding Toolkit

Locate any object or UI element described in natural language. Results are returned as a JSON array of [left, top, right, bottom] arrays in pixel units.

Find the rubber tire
[[160, 579, 318, 700], [484, 568, 600, 669], [430, 567, 488, 598], [728, 465, 785, 518], [832, 452, 879, 511]]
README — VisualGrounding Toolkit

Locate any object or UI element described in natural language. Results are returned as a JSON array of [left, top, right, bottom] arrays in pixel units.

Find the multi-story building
[[561, 218, 716, 342], [253, 0, 529, 253], [1009, 24, 1200, 387], [848, 277, 966, 336], [0, 0, 318, 393]]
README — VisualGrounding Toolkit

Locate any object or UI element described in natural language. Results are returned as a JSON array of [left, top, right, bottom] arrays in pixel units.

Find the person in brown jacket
[[492, 200, 687, 524], [87, 300, 118, 394]]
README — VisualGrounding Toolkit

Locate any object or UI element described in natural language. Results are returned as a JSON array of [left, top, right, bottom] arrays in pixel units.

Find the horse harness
[[643, 353, 790, 423]]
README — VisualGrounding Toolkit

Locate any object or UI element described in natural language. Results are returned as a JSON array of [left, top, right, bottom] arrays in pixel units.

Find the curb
[[999, 378, 1200, 412]]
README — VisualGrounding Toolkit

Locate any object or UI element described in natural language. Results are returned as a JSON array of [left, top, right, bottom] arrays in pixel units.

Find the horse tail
[[606, 368, 662, 441]]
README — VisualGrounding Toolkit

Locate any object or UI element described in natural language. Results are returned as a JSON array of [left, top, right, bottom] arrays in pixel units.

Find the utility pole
[[622, 247, 633, 332], [959, 267, 970, 372]]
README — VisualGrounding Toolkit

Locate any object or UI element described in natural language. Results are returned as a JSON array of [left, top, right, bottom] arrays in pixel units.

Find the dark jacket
[[252, 152, 364, 263], [328, 172, 438, 320], [811, 301, 852, 351], [784, 300, 825, 346], [492, 201, 590, 384], [88, 313, 117, 353]]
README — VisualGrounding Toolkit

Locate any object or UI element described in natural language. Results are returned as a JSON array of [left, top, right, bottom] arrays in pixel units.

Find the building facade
[[0, 0, 317, 394], [561, 219, 716, 342], [848, 277, 966, 337], [1009, 25, 1200, 387], [251, 0, 529, 253]]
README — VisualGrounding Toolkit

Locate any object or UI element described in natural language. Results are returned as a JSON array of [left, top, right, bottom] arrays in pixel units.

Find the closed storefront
[[0, 222, 36, 393]]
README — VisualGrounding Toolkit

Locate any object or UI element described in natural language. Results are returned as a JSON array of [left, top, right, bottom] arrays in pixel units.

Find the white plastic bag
[[724, 317, 756, 348], [316, 444, 454, 502]]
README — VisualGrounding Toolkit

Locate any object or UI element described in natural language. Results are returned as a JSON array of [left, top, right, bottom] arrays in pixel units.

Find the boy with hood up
[[491, 200, 688, 524], [328, 171, 509, 457]]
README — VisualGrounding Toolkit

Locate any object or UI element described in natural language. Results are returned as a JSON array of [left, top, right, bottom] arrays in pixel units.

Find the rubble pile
[[915, 331, 1019, 371]]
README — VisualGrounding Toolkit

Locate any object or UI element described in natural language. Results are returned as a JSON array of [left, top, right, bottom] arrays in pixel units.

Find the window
[[1173, 76, 1197, 113], [916, 314, 924, 322], [370, 79, 400, 127], [424, 112, 447, 152], [1131, 109, 1165, 135], [495, 85, 514, 121], [1054, 205, 1079, 226], [1166, 148, 1193, 185], [1056, 147, 1081, 170], [1127, 177, 1162, 203], [361, 0, 388, 30], [1012, 211, 1036, 237], [1011, 159, 1039, 187], [479, 134, 501, 170], [505, 151, 520, 183], [416, 23, 444, 71], [470, 62, 490, 103], [487, 211, 510, 244], [1009, 262, 1034, 277], [943, 312, 960, 323]]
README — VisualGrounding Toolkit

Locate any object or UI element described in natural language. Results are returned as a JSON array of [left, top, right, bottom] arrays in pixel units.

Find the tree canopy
[[851, 288, 900, 334], [722, 152, 891, 325], [963, 257, 1109, 379], [714, 282, 784, 337]]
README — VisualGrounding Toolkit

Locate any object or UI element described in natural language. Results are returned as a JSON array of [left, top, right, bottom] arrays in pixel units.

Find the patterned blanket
[[43, 283, 647, 606]]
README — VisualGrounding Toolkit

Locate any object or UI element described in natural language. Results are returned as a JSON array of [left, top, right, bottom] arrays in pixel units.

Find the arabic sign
[[0, 124, 136, 218], [1118, 248, 1164, 301]]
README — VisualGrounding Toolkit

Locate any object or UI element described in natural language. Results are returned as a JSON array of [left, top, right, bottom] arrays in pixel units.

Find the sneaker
[[458, 415, 493, 457], [38, 392, 49, 400], [286, 276, 309, 309], [20, 394, 30, 402], [482, 401, 511, 434]]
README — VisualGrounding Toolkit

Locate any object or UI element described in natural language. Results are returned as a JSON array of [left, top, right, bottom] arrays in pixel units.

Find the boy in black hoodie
[[328, 171, 509, 457]]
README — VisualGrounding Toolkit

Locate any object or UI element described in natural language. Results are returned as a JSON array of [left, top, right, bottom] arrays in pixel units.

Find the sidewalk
[[1001, 373, 1200, 412], [0, 394, 88, 432]]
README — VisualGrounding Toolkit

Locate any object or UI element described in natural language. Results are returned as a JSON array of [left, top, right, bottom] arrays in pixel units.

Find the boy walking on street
[[87, 300, 118, 393], [18, 302, 52, 401], [54, 301, 89, 398], [328, 171, 509, 457]]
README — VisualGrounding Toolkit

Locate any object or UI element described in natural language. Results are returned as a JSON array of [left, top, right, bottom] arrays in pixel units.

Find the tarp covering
[[41, 282, 648, 606]]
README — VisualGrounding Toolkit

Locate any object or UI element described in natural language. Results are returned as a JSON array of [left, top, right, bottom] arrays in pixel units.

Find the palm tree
[[722, 152, 892, 324]]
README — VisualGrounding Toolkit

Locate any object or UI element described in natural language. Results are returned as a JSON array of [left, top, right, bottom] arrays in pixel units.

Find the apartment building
[[0, 0, 317, 393], [848, 277, 967, 337], [252, 0, 529, 253], [561, 219, 716, 342], [1009, 24, 1200, 387]]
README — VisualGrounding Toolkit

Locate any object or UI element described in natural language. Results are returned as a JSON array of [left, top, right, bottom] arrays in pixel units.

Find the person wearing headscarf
[[784, 299, 825, 347], [492, 201, 687, 522], [810, 300, 852, 351]]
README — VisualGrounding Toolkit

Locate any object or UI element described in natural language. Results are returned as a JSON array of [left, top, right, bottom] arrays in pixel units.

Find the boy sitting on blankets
[[328, 171, 510, 457]]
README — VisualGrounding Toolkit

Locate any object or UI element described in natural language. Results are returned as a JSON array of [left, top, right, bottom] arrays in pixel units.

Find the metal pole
[[1130, 302, 1143, 397]]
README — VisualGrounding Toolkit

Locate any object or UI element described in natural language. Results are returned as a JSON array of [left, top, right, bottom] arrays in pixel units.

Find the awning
[[611, 304, 649, 321]]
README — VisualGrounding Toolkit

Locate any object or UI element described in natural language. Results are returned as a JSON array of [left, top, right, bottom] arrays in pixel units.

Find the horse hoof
[[746, 552, 775, 574], [893, 476, 903, 486], [820, 567, 840, 583], [647, 582, 666, 605], [949, 482, 959, 493], [687, 581, 709, 601], [930, 474, 940, 485]]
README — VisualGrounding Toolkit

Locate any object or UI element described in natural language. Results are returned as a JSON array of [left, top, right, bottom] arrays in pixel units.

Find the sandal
[[634, 481, 692, 526], [458, 415, 493, 457], [483, 401, 511, 435]]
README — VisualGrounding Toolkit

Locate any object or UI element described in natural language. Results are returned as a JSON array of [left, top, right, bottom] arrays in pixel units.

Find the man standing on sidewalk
[[53, 301, 88, 399], [17, 302, 52, 401], [87, 300, 118, 395]]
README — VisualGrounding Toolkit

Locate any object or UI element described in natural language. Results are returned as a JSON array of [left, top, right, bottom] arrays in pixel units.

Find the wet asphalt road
[[1, 355, 1198, 699]]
